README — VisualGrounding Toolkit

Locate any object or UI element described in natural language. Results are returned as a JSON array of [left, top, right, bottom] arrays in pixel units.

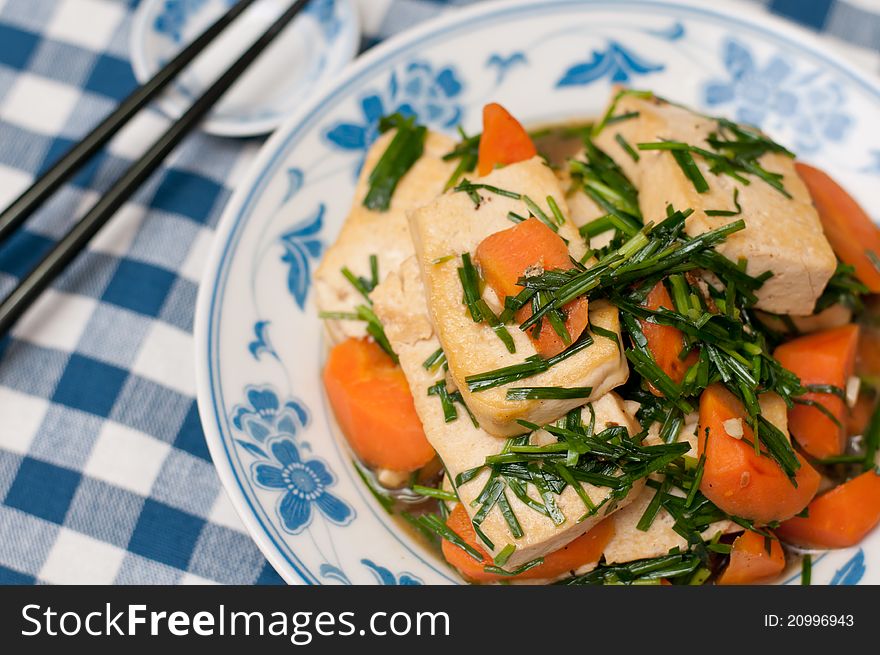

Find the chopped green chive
[[458, 253, 484, 322], [454, 179, 522, 206], [356, 304, 397, 363], [705, 188, 742, 217], [505, 386, 593, 400], [615, 133, 640, 162], [547, 195, 566, 226], [636, 477, 670, 531], [561, 552, 700, 585], [476, 299, 516, 353], [415, 514, 483, 562], [483, 557, 544, 577], [522, 195, 559, 232], [442, 129, 480, 191], [465, 331, 594, 392], [592, 89, 653, 137], [341, 266, 374, 303], [493, 543, 516, 567], [412, 485, 458, 503], [671, 149, 709, 193], [422, 348, 446, 371], [428, 381, 459, 423], [364, 114, 427, 211], [862, 401, 880, 471]]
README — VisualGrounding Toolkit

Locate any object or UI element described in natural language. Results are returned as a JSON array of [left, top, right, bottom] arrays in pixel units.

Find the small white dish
[[130, 0, 360, 137]]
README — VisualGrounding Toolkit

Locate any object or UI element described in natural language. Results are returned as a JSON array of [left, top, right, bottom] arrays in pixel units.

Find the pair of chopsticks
[[0, 0, 312, 335]]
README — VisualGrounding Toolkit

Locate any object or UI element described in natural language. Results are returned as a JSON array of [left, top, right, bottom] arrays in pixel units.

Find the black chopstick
[[0, 0, 312, 336], [0, 0, 261, 246]]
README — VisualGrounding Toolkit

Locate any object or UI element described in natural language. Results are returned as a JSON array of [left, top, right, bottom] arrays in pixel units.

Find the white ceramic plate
[[195, 0, 880, 585], [130, 0, 359, 136]]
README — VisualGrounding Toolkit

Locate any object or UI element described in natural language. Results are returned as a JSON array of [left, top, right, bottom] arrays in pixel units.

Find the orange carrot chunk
[[698, 384, 821, 524], [717, 529, 786, 585], [857, 325, 880, 381], [640, 280, 699, 393], [323, 338, 435, 472], [777, 470, 880, 549], [796, 162, 880, 292], [477, 102, 538, 177], [774, 324, 860, 459], [441, 503, 614, 583], [848, 391, 877, 437], [475, 216, 588, 357]]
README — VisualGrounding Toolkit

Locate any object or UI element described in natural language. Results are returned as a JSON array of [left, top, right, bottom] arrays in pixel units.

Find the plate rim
[[129, 0, 361, 137], [195, 0, 880, 585]]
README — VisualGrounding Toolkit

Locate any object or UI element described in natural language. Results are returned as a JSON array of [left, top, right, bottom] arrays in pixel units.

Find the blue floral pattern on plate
[[486, 52, 528, 85], [248, 321, 278, 362], [703, 39, 852, 153], [232, 386, 354, 536], [319, 561, 423, 585], [830, 549, 866, 585], [324, 61, 465, 173], [232, 386, 309, 443], [279, 204, 324, 310], [254, 437, 354, 534], [557, 41, 664, 87]]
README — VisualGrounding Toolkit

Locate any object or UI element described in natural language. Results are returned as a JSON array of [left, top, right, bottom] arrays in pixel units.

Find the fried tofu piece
[[314, 130, 456, 343], [372, 257, 643, 568], [594, 93, 836, 316], [408, 157, 629, 436]]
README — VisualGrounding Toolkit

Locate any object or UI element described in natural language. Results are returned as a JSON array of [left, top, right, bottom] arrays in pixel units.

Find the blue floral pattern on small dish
[[703, 39, 852, 153], [306, 0, 342, 40], [153, 0, 214, 43], [253, 437, 354, 534], [324, 61, 465, 173]]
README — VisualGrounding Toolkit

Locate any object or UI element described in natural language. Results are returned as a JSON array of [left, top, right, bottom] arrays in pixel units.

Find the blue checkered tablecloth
[[0, 0, 877, 586]]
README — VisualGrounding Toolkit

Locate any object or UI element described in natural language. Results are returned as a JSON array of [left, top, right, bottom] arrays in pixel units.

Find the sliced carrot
[[698, 384, 821, 524], [477, 102, 537, 177], [323, 338, 434, 472], [777, 470, 880, 549], [475, 216, 588, 357], [774, 324, 860, 458], [442, 503, 614, 583], [848, 391, 878, 437], [640, 280, 699, 393], [796, 162, 880, 292], [717, 529, 786, 585], [857, 325, 880, 381]]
